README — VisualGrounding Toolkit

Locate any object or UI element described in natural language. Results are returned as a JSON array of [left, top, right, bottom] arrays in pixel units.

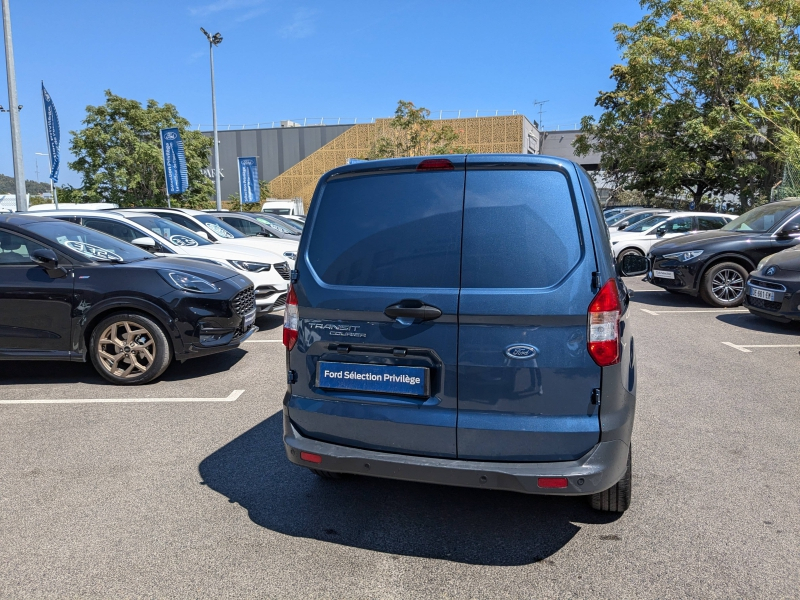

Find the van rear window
[[461, 169, 582, 289], [308, 172, 463, 287]]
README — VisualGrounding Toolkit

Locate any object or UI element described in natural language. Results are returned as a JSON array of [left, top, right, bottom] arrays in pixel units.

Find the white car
[[606, 209, 669, 233], [34, 209, 290, 315], [129, 208, 298, 266], [610, 212, 734, 262]]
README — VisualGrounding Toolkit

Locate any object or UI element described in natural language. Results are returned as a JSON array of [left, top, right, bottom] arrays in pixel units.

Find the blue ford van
[[282, 155, 640, 512]]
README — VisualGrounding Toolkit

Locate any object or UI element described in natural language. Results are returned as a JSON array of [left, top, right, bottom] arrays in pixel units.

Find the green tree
[[69, 90, 214, 208], [225, 181, 270, 212], [369, 100, 473, 158], [574, 0, 800, 210]]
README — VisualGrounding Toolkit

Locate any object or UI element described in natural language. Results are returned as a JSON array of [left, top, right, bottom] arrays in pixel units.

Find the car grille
[[231, 286, 255, 316], [749, 278, 787, 292], [274, 261, 291, 281], [272, 293, 287, 309], [747, 295, 782, 312]]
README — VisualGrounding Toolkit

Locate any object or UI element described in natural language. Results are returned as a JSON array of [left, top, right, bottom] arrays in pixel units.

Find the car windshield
[[722, 203, 799, 232], [194, 214, 246, 239], [254, 216, 300, 234], [606, 212, 631, 225], [620, 214, 670, 233], [23, 220, 153, 263], [128, 216, 212, 247]]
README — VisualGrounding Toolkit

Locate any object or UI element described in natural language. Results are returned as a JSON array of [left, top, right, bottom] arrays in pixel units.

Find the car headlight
[[159, 270, 218, 294], [757, 256, 770, 271], [662, 250, 704, 262], [228, 260, 272, 272], [283, 251, 297, 261]]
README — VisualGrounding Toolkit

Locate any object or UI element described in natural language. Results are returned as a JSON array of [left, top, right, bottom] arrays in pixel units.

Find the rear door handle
[[384, 300, 442, 322]]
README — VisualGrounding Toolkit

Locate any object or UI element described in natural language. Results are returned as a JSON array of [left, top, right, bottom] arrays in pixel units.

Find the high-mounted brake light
[[416, 159, 454, 171], [587, 279, 621, 367], [283, 284, 299, 350]]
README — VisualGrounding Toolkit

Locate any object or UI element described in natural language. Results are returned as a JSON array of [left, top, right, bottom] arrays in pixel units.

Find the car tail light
[[537, 477, 568, 489], [416, 159, 454, 171], [587, 279, 621, 367], [300, 451, 322, 464], [283, 285, 299, 350]]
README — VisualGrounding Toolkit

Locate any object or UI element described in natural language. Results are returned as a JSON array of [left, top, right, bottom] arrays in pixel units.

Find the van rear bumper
[[283, 413, 629, 496]]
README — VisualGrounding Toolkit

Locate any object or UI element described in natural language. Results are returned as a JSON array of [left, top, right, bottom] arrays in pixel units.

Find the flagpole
[[40, 82, 58, 209]]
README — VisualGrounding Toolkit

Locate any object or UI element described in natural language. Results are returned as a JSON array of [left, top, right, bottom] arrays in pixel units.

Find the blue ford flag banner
[[316, 361, 430, 397], [238, 157, 260, 204], [41, 83, 60, 183], [160, 128, 189, 195]]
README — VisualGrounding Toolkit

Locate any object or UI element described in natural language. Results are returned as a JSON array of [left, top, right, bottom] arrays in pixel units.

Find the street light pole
[[1, 0, 26, 212], [201, 27, 223, 211]]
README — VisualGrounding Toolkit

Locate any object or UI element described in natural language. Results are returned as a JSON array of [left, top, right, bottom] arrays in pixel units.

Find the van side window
[[308, 172, 464, 287], [461, 169, 582, 289]]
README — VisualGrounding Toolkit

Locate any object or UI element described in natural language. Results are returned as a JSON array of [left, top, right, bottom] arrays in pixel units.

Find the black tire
[[616, 248, 643, 267], [699, 261, 749, 308], [590, 445, 632, 513], [89, 312, 172, 385], [310, 469, 343, 479]]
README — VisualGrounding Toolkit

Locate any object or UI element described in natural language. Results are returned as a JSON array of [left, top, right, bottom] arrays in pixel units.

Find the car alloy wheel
[[96, 320, 157, 378], [711, 268, 744, 303]]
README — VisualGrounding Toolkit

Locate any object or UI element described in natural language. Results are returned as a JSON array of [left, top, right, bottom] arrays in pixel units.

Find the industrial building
[[202, 115, 603, 207]]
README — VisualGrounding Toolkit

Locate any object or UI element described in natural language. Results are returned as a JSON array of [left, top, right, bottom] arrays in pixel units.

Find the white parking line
[[244, 339, 282, 343], [722, 342, 800, 353], [641, 308, 749, 316], [0, 389, 245, 405]]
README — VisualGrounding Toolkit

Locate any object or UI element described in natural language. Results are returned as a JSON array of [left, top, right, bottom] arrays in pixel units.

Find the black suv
[[648, 200, 800, 307], [0, 214, 257, 384]]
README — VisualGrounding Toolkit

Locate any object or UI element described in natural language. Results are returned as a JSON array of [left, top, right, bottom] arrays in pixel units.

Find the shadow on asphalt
[[717, 312, 800, 334], [255, 313, 283, 332], [629, 289, 709, 309], [199, 412, 621, 566], [0, 348, 248, 386]]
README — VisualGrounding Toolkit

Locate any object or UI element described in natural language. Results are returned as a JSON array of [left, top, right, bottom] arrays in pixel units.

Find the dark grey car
[[282, 155, 643, 512], [210, 212, 302, 240]]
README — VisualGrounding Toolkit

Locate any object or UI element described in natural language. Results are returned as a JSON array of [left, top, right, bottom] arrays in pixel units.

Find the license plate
[[653, 269, 675, 280], [317, 361, 430, 397], [243, 309, 256, 330], [749, 287, 774, 301]]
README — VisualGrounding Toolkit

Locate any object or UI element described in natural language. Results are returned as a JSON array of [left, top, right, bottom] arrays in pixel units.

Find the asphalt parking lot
[[1, 280, 799, 598]]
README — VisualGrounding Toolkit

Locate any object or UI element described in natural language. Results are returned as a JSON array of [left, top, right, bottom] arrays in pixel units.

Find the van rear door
[[457, 157, 601, 461], [287, 158, 465, 458]]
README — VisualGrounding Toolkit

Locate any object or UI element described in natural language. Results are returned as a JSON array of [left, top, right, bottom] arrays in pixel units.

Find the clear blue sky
[[0, 0, 644, 188]]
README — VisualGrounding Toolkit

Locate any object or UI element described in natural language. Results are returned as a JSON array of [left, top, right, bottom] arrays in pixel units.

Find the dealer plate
[[749, 287, 774, 302], [653, 269, 675, 280], [316, 361, 430, 397], [243, 309, 256, 330]]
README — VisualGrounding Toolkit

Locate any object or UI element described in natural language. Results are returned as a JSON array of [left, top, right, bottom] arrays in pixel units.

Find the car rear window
[[461, 169, 582, 288], [308, 171, 464, 287]]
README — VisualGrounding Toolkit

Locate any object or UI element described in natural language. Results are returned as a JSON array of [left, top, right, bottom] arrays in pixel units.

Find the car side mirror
[[31, 248, 67, 278], [131, 236, 157, 250], [196, 230, 210, 240], [617, 223, 628, 230], [777, 223, 800, 239], [655, 225, 667, 237], [619, 253, 650, 277]]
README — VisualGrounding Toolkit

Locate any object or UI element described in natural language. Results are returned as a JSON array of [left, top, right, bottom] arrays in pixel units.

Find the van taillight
[[283, 285, 299, 350], [587, 279, 621, 367], [416, 159, 454, 171]]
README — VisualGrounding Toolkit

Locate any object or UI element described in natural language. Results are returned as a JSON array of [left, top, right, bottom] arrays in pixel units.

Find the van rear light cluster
[[283, 284, 299, 349], [587, 279, 621, 367]]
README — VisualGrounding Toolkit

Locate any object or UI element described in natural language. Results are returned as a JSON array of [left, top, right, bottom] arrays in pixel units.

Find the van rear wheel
[[590, 445, 632, 513]]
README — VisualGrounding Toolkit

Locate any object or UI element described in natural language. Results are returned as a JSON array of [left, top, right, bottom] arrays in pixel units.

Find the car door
[[288, 159, 465, 458], [0, 228, 74, 356], [456, 158, 601, 461], [640, 215, 694, 253]]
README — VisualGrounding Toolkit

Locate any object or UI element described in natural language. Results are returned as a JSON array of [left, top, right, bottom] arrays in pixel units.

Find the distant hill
[[0, 173, 52, 195]]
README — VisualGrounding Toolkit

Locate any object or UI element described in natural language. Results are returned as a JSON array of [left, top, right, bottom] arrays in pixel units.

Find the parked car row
[[0, 206, 313, 386]]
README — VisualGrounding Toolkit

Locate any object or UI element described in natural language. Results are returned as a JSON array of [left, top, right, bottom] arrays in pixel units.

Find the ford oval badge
[[505, 344, 538, 360]]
